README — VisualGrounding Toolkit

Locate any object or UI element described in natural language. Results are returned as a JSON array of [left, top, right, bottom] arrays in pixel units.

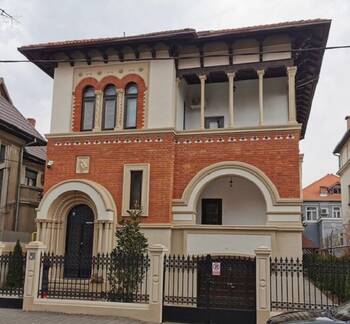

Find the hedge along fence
[[303, 253, 350, 303]]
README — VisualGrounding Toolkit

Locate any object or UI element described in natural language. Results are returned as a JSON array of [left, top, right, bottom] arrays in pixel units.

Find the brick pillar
[[255, 246, 271, 324], [23, 241, 46, 311], [148, 244, 167, 323]]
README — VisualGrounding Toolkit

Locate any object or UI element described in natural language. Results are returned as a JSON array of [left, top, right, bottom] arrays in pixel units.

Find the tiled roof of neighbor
[[303, 174, 341, 201], [0, 95, 46, 145], [19, 19, 329, 50], [24, 146, 46, 162], [302, 234, 319, 249]]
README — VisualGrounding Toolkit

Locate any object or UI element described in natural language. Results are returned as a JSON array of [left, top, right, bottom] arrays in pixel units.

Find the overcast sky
[[0, 0, 349, 186]]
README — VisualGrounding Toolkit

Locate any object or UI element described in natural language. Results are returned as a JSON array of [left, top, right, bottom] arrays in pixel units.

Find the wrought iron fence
[[270, 255, 350, 311], [38, 253, 150, 303], [0, 253, 26, 297]]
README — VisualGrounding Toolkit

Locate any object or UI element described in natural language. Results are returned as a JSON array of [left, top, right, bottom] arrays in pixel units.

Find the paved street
[[0, 309, 149, 324]]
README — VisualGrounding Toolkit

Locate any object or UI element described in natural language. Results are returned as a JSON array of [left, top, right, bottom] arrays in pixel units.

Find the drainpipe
[[14, 138, 37, 232]]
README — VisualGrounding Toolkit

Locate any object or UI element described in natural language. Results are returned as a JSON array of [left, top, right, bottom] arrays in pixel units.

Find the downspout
[[14, 138, 37, 232]]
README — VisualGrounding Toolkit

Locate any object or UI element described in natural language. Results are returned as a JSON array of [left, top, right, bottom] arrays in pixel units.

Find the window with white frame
[[122, 164, 149, 216], [305, 206, 318, 221], [24, 169, 38, 187], [332, 206, 341, 219]]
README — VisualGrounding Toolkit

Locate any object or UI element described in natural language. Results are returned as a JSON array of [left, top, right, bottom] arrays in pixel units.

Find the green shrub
[[6, 240, 24, 288]]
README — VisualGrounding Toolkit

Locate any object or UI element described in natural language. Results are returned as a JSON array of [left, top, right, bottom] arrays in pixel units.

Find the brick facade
[[45, 128, 300, 223]]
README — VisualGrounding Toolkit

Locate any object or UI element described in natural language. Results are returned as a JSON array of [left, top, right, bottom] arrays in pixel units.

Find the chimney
[[346, 116, 350, 130], [27, 118, 36, 128]]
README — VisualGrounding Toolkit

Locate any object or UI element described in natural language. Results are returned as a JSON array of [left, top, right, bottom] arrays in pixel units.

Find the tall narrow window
[[0, 144, 6, 163], [81, 86, 96, 131], [124, 83, 138, 129], [102, 85, 117, 130], [129, 170, 143, 209]]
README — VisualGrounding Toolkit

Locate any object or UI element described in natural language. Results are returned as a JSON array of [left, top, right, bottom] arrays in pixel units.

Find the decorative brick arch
[[98, 75, 121, 91], [120, 74, 147, 129], [72, 77, 99, 132], [72, 74, 147, 132]]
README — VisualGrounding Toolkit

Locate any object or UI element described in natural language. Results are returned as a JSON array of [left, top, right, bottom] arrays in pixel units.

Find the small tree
[[108, 205, 148, 301], [6, 240, 24, 288]]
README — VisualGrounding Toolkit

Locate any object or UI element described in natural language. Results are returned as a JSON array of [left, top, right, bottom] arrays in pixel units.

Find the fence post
[[23, 241, 46, 311], [148, 244, 168, 323], [255, 246, 271, 324]]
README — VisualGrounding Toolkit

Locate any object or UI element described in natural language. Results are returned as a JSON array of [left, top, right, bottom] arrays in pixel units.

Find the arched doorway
[[64, 204, 94, 278]]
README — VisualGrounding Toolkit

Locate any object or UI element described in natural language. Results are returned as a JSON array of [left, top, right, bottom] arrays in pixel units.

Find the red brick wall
[[45, 129, 300, 223]]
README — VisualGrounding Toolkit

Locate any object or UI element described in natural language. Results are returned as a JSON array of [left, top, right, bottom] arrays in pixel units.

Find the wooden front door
[[202, 199, 222, 225], [64, 204, 94, 278]]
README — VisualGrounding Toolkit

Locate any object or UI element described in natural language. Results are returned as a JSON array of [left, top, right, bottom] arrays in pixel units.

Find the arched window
[[124, 83, 138, 129], [81, 86, 95, 131], [102, 85, 117, 130]]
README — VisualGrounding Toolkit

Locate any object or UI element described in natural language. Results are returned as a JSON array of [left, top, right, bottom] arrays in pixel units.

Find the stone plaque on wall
[[76, 156, 90, 174]]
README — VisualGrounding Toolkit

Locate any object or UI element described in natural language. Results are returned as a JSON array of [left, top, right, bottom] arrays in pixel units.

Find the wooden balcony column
[[287, 66, 298, 123], [227, 72, 236, 127], [257, 69, 265, 125], [198, 74, 207, 130]]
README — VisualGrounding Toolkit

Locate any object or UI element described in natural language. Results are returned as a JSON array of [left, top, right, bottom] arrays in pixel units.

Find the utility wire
[[0, 45, 350, 64]]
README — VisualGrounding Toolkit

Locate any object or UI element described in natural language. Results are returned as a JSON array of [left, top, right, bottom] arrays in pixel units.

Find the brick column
[[148, 244, 167, 323], [255, 246, 271, 324], [23, 241, 46, 311]]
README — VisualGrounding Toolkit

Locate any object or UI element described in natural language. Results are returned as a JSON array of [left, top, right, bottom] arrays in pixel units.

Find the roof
[[18, 19, 329, 51], [24, 146, 46, 163], [18, 19, 331, 139], [334, 128, 350, 154], [302, 234, 319, 249], [303, 174, 341, 201], [0, 95, 46, 145], [0, 77, 12, 104]]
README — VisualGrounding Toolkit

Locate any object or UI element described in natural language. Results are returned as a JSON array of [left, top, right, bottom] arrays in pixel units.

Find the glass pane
[[104, 85, 116, 96], [125, 98, 137, 128], [126, 84, 138, 95], [209, 121, 219, 129], [84, 87, 95, 98], [103, 99, 116, 129], [0, 145, 6, 163], [83, 101, 94, 130], [130, 170, 142, 209]]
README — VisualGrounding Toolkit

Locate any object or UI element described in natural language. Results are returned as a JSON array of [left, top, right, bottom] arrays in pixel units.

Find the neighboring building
[[302, 174, 342, 249], [334, 116, 350, 224], [18, 19, 330, 271], [334, 116, 350, 249], [0, 77, 47, 242]]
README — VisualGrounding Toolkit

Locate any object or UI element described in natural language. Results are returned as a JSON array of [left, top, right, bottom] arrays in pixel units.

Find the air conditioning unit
[[320, 208, 329, 216]]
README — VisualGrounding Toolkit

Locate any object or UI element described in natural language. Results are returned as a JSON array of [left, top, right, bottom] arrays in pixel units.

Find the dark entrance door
[[64, 204, 94, 278], [202, 199, 222, 225], [163, 255, 256, 324]]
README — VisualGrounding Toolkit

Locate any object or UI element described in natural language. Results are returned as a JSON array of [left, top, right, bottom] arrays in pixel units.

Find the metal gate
[[0, 253, 26, 308], [163, 255, 256, 324]]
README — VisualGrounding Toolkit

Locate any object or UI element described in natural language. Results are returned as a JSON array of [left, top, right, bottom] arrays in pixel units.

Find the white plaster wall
[[50, 64, 74, 133], [148, 60, 176, 128], [186, 233, 271, 255], [182, 78, 288, 129], [263, 77, 288, 125], [175, 79, 186, 130], [196, 176, 266, 225], [341, 166, 350, 224], [234, 79, 260, 126]]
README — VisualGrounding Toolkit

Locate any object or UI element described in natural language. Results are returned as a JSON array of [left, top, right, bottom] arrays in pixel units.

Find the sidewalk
[[0, 309, 149, 324]]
